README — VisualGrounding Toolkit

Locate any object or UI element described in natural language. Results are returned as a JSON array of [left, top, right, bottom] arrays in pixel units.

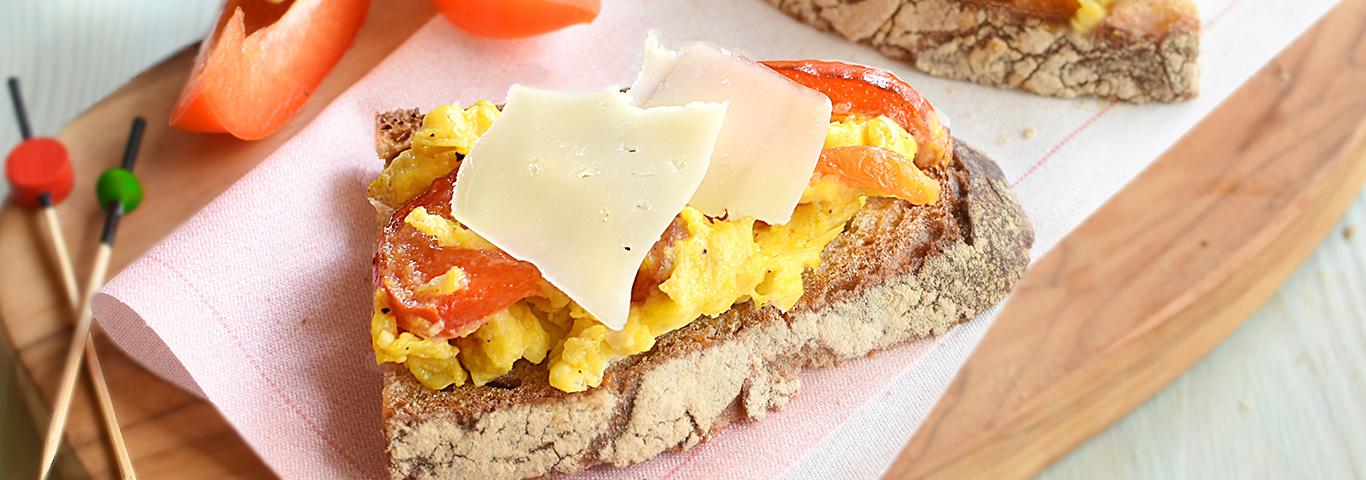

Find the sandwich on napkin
[[767, 0, 1200, 103], [366, 33, 1033, 480]]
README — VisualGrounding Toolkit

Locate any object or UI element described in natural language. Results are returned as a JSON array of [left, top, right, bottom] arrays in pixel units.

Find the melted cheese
[[628, 33, 832, 225], [451, 85, 727, 331]]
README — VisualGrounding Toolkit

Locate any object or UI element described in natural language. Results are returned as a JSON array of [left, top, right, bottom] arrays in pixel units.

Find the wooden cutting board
[[1, 1, 1363, 479]]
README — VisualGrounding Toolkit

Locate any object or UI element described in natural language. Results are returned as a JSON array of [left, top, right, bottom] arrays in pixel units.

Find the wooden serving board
[[1, 1, 1363, 480], [888, 0, 1366, 478]]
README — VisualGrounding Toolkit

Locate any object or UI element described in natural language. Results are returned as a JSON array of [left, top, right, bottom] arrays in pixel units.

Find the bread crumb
[[947, 87, 958, 94], [1344, 225, 1355, 240], [998, 135, 1010, 145], [1022, 128, 1037, 139], [1239, 399, 1254, 410]]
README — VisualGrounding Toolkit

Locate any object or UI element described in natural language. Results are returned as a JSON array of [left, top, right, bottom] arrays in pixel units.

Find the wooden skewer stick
[[39, 242, 112, 480], [37, 193, 80, 302], [36, 116, 146, 480], [39, 191, 136, 480]]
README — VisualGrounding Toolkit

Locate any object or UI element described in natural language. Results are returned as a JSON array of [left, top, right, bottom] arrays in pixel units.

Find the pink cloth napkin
[[92, 0, 1337, 478]]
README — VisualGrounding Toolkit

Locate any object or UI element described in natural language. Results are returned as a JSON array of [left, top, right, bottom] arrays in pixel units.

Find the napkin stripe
[[660, 439, 711, 480], [148, 254, 369, 479], [1204, 0, 1251, 30], [1012, 99, 1120, 188]]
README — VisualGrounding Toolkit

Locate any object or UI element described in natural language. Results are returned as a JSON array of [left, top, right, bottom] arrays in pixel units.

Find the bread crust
[[376, 107, 425, 163], [767, 0, 1199, 103], [381, 139, 1033, 480]]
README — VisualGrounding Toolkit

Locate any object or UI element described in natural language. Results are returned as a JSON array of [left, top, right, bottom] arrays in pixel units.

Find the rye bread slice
[[768, 0, 1199, 103], [376, 107, 425, 163], [378, 131, 1034, 480]]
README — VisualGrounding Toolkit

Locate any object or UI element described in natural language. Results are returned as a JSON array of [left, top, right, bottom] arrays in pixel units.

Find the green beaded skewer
[[95, 117, 145, 218], [97, 167, 143, 215], [39, 117, 145, 480]]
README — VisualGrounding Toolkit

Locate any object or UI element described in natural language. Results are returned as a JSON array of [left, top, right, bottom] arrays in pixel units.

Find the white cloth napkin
[[91, 0, 1338, 478]]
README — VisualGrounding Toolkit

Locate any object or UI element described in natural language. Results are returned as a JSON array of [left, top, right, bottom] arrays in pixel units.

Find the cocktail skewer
[[7, 78, 78, 300], [22, 108, 146, 480]]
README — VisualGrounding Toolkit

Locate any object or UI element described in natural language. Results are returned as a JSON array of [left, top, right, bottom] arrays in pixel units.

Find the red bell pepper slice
[[170, 0, 371, 140], [429, 0, 600, 39]]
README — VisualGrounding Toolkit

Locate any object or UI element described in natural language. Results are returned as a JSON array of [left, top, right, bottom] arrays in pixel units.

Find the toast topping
[[367, 101, 500, 210], [763, 61, 951, 169], [377, 174, 546, 340], [1071, 0, 1115, 31], [371, 114, 925, 392], [370, 50, 951, 393], [451, 85, 727, 331], [628, 33, 833, 225], [962, 0, 1115, 31]]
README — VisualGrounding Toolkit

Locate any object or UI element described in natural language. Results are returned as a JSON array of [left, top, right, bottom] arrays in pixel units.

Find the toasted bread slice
[[768, 0, 1199, 103], [375, 109, 1034, 479], [376, 107, 425, 163]]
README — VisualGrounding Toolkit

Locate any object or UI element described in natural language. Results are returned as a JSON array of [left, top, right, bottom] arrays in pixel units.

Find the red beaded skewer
[[6, 78, 77, 298], [6, 77, 138, 480]]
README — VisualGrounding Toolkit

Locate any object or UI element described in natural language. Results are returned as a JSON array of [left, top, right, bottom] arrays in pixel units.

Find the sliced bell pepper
[[170, 0, 371, 140], [429, 0, 600, 39]]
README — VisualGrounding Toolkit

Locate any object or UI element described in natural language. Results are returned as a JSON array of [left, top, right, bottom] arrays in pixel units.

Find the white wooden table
[[2, 1, 1363, 478]]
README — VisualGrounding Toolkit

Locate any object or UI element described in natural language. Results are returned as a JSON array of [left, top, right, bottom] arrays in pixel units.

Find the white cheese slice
[[627, 33, 833, 225], [627, 33, 683, 107], [451, 85, 727, 331]]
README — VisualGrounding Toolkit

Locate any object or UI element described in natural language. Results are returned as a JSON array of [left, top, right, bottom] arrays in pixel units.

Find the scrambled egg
[[367, 101, 500, 209], [404, 206, 496, 249], [824, 114, 918, 160], [370, 104, 927, 392], [1072, 0, 1115, 32]]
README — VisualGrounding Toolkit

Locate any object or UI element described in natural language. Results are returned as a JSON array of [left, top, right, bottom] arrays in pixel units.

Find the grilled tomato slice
[[763, 60, 951, 169], [375, 171, 544, 340]]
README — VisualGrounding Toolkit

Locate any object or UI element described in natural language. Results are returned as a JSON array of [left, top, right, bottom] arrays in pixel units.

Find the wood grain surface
[[886, 0, 1366, 479], [0, 2, 1362, 480], [0, 1, 435, 479]]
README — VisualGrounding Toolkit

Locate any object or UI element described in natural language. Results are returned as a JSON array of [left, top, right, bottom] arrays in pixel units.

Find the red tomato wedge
[[429, 0, 600, 39], [376, 171, 545, 340], [816, 146, 941, 205], [762, 60, 952, 169], [170, 0, 371, 140]]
